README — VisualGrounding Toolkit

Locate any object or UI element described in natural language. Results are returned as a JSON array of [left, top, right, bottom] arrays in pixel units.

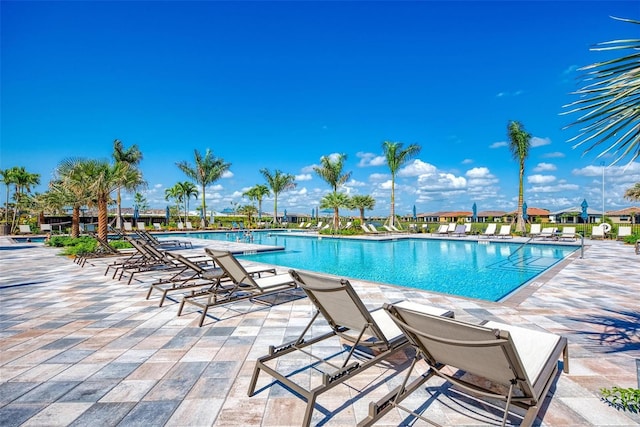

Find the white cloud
[[380, 180, 393, 190], [345, 178, 366, 187], [369, 173, 388, 181], [530, 136, 551, 147], [533, 162, 557, 172], [301, 164, 316, 173], [543, 151, 565, 158], [222, 170, 233, 178], [208, 184, 223, 191], [154, 183, 163, 189], [528, 174, 556, 184], [528, 183, 580, 193], [417, 172, 467, 191], [462, 158, 473, 165], [490, 141, 508, 149], [398, 159, 436, 177], [465, 167, 490, 179], [295, 173, 313, 181], [356, 151, 386, 167]]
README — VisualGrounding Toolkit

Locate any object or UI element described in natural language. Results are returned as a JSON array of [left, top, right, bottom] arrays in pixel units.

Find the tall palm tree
[[176, 149, 231, 228], [112, 139, 143, 229], [507, 121, 531, 233], [382, 141, 421, 227], [9, 167, 40, 232], [237, 204, 258, 228], [563, 17, 640, 165], [243, 184, 270, 221], [1, 168, 17, 225], [313, 154, 352, 229], [259, 169, 296, 224], [624, 183, 640, 201], [349, 194, 376, 225], [319, 193, 351, 230], [56, 158, 96, 238]]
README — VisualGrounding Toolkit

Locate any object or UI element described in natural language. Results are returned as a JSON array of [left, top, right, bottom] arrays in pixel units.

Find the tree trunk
[[98, 197, 108, 241], [201, 183, 207, 229], [116, 188, 122, 229], [72, 205, 80, 238], [390, 175, 396, 226], [360, 208, 365, 225], [333, 207, 339, 229], [516, 163, 525, 233]]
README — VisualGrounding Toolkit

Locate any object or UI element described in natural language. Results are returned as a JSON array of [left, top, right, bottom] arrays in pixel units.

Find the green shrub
[[110, 240, 133, 250], [601, 386, 640, 412], [623, 234, 639, 244]]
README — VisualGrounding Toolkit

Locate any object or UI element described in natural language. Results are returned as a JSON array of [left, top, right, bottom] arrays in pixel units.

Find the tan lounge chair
[[360, 303, 569, 427], [123, 221, 133, 231], [538, 227, 557, 240], [146, 251, 277, 307], [248, 269, 453, 427], [591, 225, 606, 239], [137, 222, 146, 231], [528, 223, 541, 238], [18, 225, 32, 234], [177, 249, 297, 326], [559, 226, 577, 241], [617, 226, 632, 240], [434, 224, 449, 235]]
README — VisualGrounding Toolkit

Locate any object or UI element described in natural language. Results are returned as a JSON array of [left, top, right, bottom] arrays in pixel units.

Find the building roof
[[606, 206, 640, 216]]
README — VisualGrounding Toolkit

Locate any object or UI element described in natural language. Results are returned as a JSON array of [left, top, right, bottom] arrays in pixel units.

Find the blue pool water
[[177, 231, 578, 301]]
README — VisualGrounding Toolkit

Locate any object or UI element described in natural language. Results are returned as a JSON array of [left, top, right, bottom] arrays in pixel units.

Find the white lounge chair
[[435, 224, 449, 235], [446, 222, 457, 233], [123, 222, 133, 232], [137, 222, 146, 231], [153, 223, 162, 231], [538, 227, 557, 240], [177, 221, 184, 230], [559, 226, 576, 241], [360, 303, 569, 427], [497, 224, 512, 238], [18, 224, 32, 234], [40, 224, 52, 233], [480, 223, 497, 238], [617, 226, 632, 240], [186, 221, 194, 230], [451, 224, 468, 237], [528, 223, 541, 238]]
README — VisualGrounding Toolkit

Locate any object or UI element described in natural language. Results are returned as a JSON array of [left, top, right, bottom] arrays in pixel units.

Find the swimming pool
[[180, 231, 578, 301]]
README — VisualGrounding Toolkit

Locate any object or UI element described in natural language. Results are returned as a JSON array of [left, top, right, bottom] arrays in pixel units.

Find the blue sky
[[2, 1, 639, 217]]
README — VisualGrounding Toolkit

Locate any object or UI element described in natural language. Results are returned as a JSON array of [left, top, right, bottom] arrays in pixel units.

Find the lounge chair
[[74, 232, 136, 267], [185, 221, 194, 230], [389, 224, 407, 233], [591, 225, 605, 239], [480, 223, 497, 238], [528, 223, 541, 238], [177, 221, 185, 230], [617, 226, 632, 240], [248, 269, 454, 427], [342, 221, 353, 230], [464, 222, 472, 234], [446, 222, 457, 233], [137, 222, 146, 231], [559, 226, 577, 241], [153, 223, 162, 231], [146, 251, 277, 307], [177, 249, 297, 326], [539, 227, 557, 240], [361, 224, 376, 234], [367, 223, 381, 234], [451, 224, 467, 237], [497, 224, 512, 238], [18, 225, 32, 234], [434, 224, 450, 235], [359, 302, 569, 427], [40, 223, 52, 233], [137, 229, 192, 249], [123, 221, 133, 232]]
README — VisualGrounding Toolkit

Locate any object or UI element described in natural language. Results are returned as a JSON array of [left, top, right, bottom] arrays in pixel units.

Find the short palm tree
[[260, 169, 296, 224], [243, 184, 270, 221], [1, 168, 17, 225], [177, 149, 231, 228], [55, 158, 96, 238], [164, 185, 183, 223], [624, 183, 640, 202], [112, 139, 143, 229], [313, 154, 352, 229], [237, 204, 258, 227], [382, 141, 421, 227], [319, 193, 351, 229], [563, 17, 640, 164], [507, 121, 531, 233], [349, 194, 376, 225], [177, 181, 199, 224], [8, 166, 41, 232]]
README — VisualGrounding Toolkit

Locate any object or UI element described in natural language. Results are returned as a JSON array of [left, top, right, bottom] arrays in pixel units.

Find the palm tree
[[382, 141, 421, 227], [237, 204, 258, 228], [259, 169, 296, 224], [243, 184, 270, 221], [349, 194, 376, 225], [112, 139, 143, 229], [164, 185, 183, 222], [313, 154, 352, 229], [319, 193, 351, 230], [507, 121, 531, 233], [9, 167, 40, 232], [133, 192, 149, 212], [55, 158, 96, 238], [176, 149, 231, 228], [1, 168, 17, 226], [563, 17, 640, 165], [624, 183, 640, 201], [176, 181, 199, 224]]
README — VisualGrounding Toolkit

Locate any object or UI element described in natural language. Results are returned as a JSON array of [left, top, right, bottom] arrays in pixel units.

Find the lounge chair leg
[[302, 392, 318, 427], [145, 285, 154, 300], [177, 298, 186, 316], [198, 306, 209, 327], [247, 362, 262, 397]]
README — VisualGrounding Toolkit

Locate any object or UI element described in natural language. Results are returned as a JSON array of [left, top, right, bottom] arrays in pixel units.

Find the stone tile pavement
[[0, 235, 639, 426]]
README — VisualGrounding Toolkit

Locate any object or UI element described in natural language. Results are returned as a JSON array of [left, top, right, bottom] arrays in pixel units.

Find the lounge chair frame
[[177, 249, 296, 326], [248, 269, 453, 427], [359, 303, 569, 427]]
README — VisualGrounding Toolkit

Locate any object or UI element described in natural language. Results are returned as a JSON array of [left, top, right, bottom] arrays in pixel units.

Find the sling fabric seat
[[177, 249, 296, 326], [359, 303, 569, 427], [538, 227, 557, 240], [528, 223, 541, 238], [434, 224, 450, 235], [497, 224, 512, 238], [248, 269, 454, 427], [146, 251, 276, 307], [480, 223, 497, 237], [451, 224, 467, 237], [559, 226, 577, 241]]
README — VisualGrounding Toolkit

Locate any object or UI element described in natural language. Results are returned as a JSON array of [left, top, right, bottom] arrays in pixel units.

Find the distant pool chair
[[480, 223, 497, 237], [497, 224, 513, 238]]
